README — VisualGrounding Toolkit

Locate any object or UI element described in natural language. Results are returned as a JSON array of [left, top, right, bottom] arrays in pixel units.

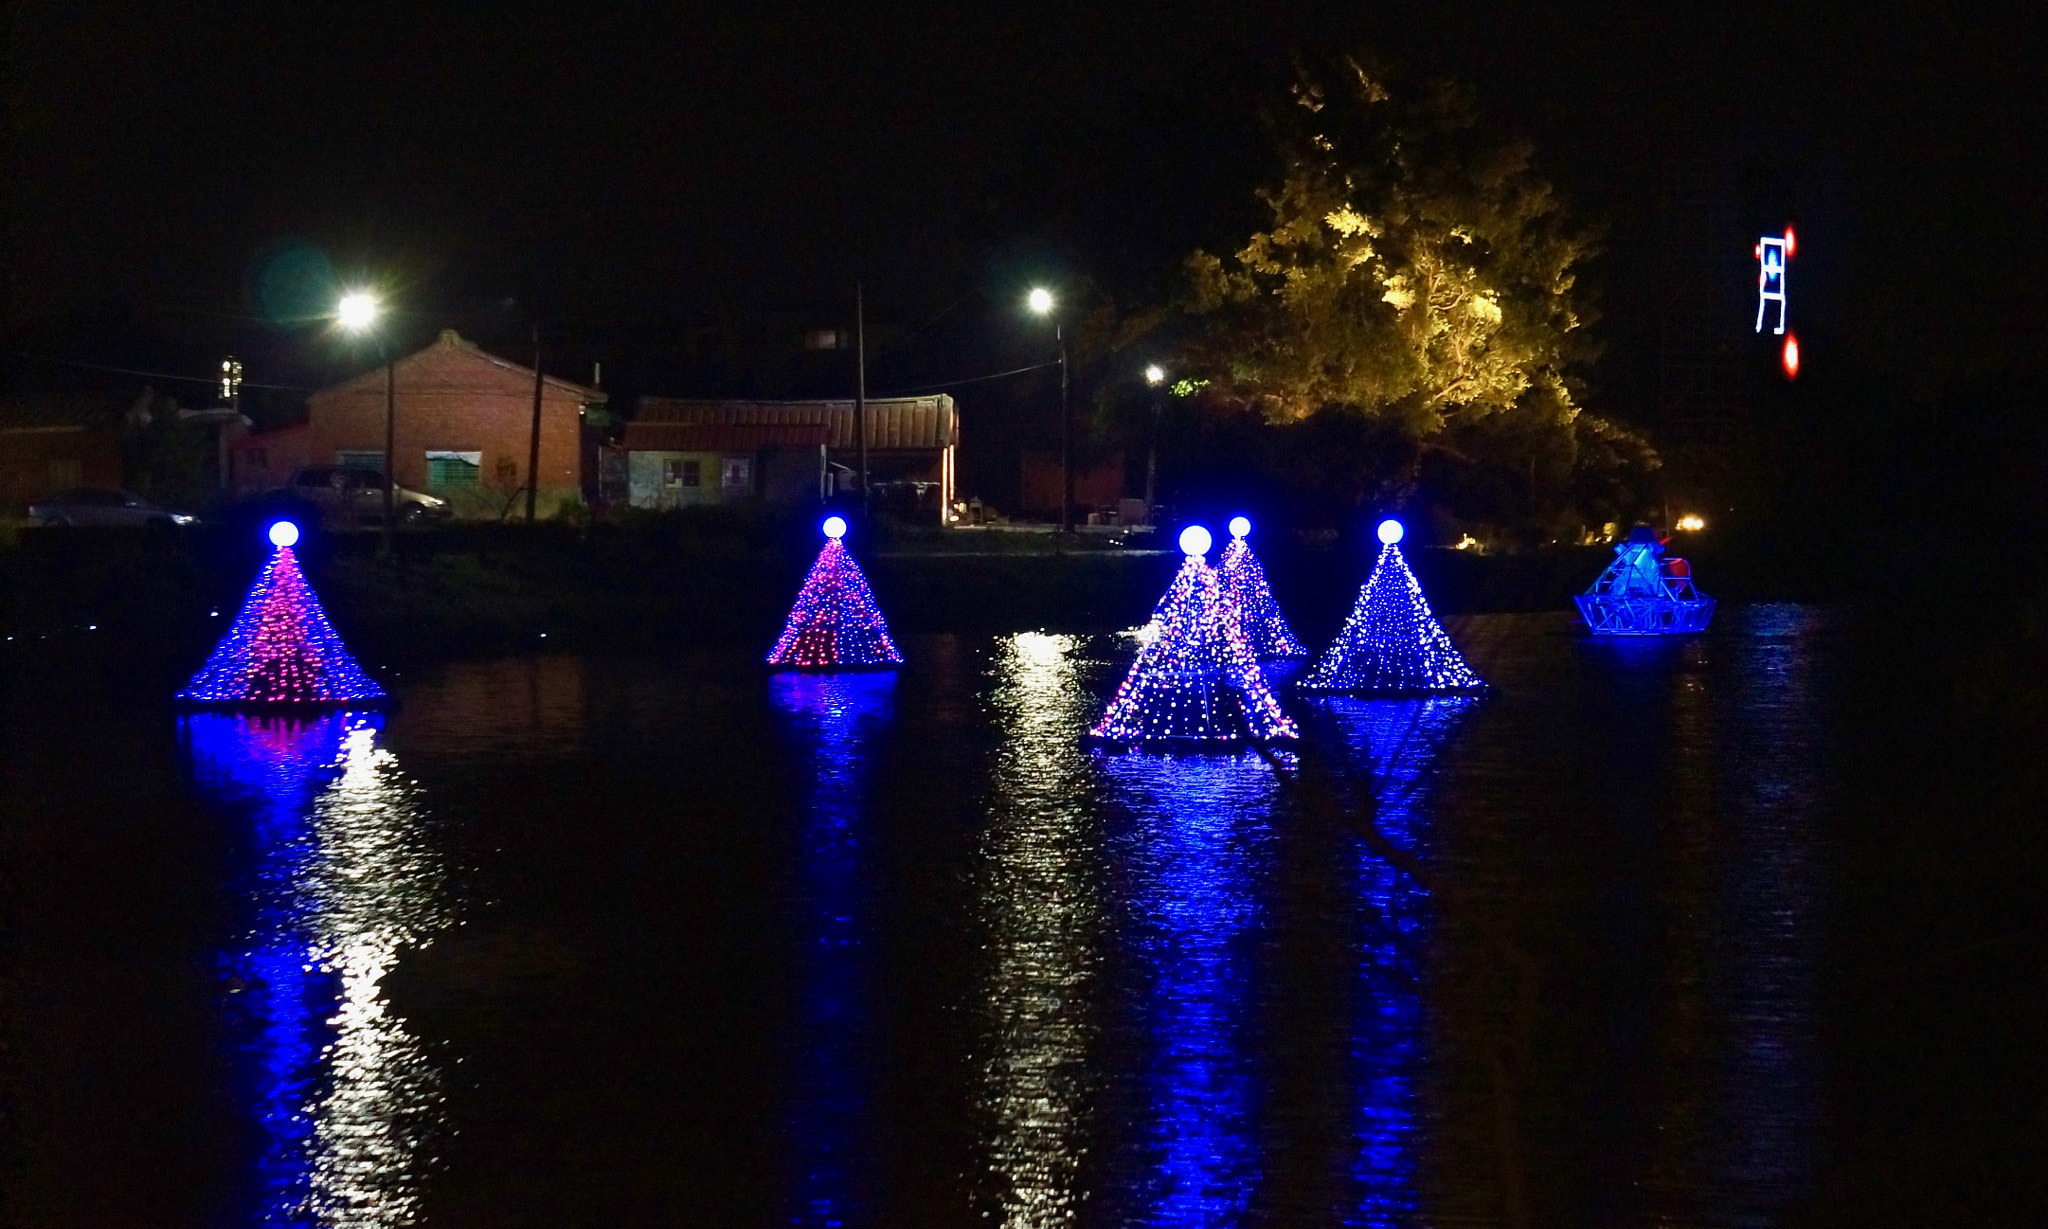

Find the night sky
[[4, 1, 2041, 406]]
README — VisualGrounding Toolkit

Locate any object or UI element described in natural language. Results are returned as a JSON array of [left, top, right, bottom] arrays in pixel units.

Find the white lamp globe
[[821, 515, 848, 540], [1228, 515, 1251, 539], [268, 520, 301, 549], [1376, 518, 1405, 545], [1178, 525, 1212, 557]]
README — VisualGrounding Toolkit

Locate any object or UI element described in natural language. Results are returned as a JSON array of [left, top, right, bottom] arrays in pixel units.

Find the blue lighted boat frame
[[1573, 530, 1716, 636]]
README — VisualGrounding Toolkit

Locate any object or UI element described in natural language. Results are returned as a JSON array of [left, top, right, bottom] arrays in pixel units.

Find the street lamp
[[1142, 364, 1166, 525], [337, 290, 397, 550], [337, 292, 379, 334], [1028, 287, 1071, 532]]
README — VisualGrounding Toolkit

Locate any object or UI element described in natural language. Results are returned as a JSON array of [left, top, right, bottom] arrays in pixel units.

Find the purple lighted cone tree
[[1301, 519, 1483, 695], [1090, 526, 1298, 746], [1217, 516, 1306, 660], [767, 517, 904, 671], [177, 521, 386, 707]]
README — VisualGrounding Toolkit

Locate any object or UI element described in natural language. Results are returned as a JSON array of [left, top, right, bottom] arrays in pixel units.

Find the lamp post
[[337, 291, 395, 554], [1027, 287, 1071, 532], [1143, 364, 1165, 526]]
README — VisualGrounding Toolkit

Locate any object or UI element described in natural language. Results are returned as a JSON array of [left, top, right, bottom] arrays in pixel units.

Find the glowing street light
[[338, 290, 397, 547], [1026, 286, 1071, 531], [1676, 514, 1706, 533], [336, 291, 379, 333], [1144, 364, 1165, 386]]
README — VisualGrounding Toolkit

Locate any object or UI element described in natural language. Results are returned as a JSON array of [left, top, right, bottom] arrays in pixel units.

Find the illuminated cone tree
[[178, 522, 386, 706], [767, 517, 903, 670], [1301, 520, 1483, 695], [1216, 517, 1307, 660], [1091, 526, 1298, 746]]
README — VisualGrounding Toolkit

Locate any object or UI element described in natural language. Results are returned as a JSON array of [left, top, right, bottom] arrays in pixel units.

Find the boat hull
[[1574, 593, 1717, 636]]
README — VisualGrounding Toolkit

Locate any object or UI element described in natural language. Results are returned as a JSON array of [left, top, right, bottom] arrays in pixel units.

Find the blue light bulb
[[1376, 519, 1404, 545]]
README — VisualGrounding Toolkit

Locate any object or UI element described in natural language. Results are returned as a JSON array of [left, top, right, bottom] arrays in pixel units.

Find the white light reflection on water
[[1099, 751, 1275, 1228], [186, 713, 451, 1227], [976, 632, 1105, 1228]]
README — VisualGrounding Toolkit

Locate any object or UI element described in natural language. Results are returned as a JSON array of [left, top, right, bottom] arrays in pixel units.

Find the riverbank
[[0, 513, 1851, 686]]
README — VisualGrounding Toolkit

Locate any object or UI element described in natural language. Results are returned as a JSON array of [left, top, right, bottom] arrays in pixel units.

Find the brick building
[[229, 330, 604, 517], [617, 396, 957, 521]]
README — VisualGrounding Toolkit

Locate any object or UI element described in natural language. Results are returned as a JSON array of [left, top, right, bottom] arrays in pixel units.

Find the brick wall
[[231, 333, 597, 516]]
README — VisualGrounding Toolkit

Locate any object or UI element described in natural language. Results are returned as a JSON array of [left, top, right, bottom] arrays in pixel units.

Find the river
[[3, 608, 1839, 1225]]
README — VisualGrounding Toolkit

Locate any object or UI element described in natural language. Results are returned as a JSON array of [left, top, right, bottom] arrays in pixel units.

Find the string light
[[1301, 522, 1483, 695], [767, 520, 904, 670], [1216, 516, 1307, 660], [178, 523, 386, 707], [1090, 529, 1298, 746], [1573, 527, 1716, 635]]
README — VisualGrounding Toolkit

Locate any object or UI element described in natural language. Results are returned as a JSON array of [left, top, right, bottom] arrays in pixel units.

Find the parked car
[[276, 466, 451, 524], [28, 488, 198, 527]]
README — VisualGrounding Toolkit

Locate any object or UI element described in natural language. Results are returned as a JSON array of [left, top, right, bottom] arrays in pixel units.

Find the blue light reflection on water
[[1100, 750, 1276, 1228], [183, 711, 449, 1227], [1304, 695, 1479, 1228], [768, 672, 898, 1228]]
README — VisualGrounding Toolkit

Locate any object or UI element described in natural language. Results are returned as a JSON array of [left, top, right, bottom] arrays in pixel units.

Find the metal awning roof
[[621, 421, 830, 451], [634, 395, 957, 450]]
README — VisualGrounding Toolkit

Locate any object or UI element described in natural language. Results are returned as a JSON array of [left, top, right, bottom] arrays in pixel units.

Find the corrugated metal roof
[[620, 422, 829, 451], [635, 395, 957, 450]]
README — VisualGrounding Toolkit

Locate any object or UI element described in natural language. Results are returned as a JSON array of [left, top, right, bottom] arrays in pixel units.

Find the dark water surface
[[4, 609, 1843, 1225]]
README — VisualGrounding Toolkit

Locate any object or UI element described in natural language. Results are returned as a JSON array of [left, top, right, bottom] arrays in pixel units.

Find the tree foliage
[[1184, 56, 1594, 436]]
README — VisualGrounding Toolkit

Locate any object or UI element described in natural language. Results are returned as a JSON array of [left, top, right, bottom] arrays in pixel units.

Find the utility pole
[[1058, 320, 1072, 533], [382, 349, 397, 555], [854, 282, 868, 513], [526, 319, 545, 527]]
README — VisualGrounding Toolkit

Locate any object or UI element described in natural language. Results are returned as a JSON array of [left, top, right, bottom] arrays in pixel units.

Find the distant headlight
[[171, 513, 197, 525]]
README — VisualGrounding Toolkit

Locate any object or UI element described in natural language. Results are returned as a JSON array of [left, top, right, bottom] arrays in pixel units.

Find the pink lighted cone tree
[[1217, 535, 1307, 660], [1090, 554, 1297, 746], [767, 537, 903, 670], [177, 545, 385, 706]]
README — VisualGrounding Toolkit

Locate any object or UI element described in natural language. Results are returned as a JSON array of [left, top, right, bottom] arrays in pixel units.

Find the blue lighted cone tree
[[178, 522, 386, 707], [1301, 520, 1483, 695], [768, 517, 904, 671], [1091, 526, 1298, 747], [1216, 517, 1306, 660]]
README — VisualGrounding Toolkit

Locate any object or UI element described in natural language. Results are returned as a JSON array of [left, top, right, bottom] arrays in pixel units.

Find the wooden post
[[382, 351, 396, 555], [854, 282, 868, 511], [526, 322, 545, 526]]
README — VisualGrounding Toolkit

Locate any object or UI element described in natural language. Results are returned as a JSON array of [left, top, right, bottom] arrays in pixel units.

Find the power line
[[7, 352, 310, 391], [875, 360, 1057, 396]]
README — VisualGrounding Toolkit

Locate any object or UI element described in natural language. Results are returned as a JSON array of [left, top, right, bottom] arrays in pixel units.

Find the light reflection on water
[[185, 712, 452, 1227], [1304, 696, 1478, 1227], [975, 632, 1106, 1227], [1099, 751, 1276, 1228], [1713, 605, 1823, 1212], [768, 672, 898, 1228]]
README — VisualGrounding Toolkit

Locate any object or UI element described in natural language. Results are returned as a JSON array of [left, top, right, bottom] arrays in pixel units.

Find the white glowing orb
[[1027, 287, 1054, 315], [268, 520, 301, 549], [1377, 518, 1405, 545], [821, 515, 848, 539], [1228, 516, 1251, 539], [336, 292, 379, 333], [1179, 525, 1212, 557], [1144, 364, 1165, 386]]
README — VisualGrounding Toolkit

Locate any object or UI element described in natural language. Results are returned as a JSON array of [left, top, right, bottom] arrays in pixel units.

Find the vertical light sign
[[1756, 227, 1799, 379]]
